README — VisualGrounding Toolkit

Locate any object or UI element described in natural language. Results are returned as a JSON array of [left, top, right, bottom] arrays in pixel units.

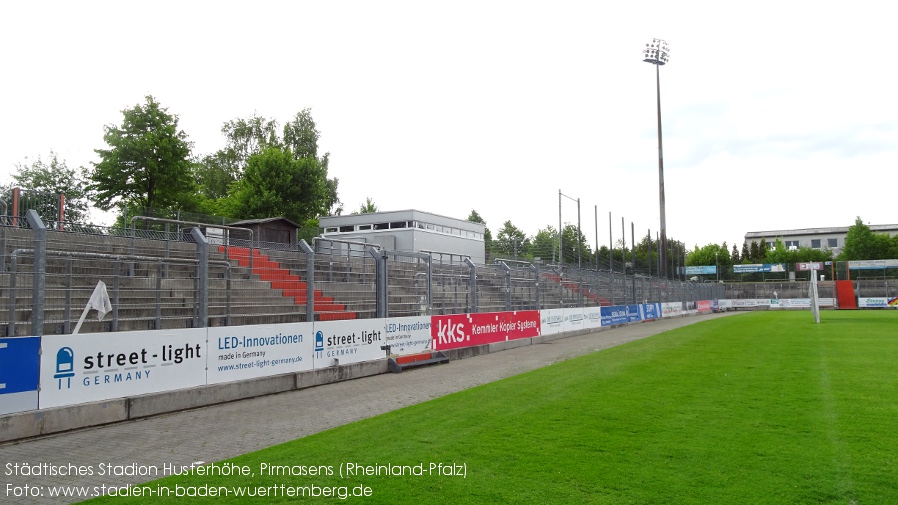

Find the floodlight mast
[[643, 38, 670, 279]]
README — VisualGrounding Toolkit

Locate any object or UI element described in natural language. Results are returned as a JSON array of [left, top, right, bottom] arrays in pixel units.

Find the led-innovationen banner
[[39, 329, 207, 409], [207, 322, 314, 384], [383, 316, 432, 356]]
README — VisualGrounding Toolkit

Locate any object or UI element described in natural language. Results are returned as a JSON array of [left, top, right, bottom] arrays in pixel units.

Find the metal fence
[[2, 211, 730, 337]]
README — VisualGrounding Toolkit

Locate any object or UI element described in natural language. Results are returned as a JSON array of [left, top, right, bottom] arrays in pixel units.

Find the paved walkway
[[0, 313, 736, 504]]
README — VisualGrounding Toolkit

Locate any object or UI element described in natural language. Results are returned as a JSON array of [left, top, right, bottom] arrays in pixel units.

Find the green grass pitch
[[88, 310, 898, 504]]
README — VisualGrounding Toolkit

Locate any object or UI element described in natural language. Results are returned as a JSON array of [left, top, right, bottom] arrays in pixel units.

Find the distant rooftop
[[745, 224, 898, 239]]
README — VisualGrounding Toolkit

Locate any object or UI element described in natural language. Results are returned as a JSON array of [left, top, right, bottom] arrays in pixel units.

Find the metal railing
[[1, 212, 729, 336]]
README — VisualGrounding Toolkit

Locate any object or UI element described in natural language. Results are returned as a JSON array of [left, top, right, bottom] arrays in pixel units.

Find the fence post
[[368, 247, 387, 318], [530, 263, 541, 311], [8, 252, 19, 336], [26, 210, 46, 336], [192, 228, 208, 328], [464, 258, 477, 313], [64, 255, 73, 334], [300, 240, 316, 322], [155, 261, 163, 329], [113, 258, 121, 332], [499, 261, 511, 312]]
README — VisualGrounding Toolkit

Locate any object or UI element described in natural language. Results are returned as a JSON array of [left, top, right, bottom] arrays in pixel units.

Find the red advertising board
[[697, 300, 712, 313], [431, 311, 541, 351]]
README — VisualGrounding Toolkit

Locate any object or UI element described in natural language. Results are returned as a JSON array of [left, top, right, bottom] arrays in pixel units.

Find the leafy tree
[[495, 220, 530, 259], [560, 223, 592, 267], [731, 243, 741, 264], [6, 152, 93, 224], [90, 95, 195, 212], [839, 216, 894, 260], [531, 226, 557, 262], [749, 241, 760, 262], [766, 238, 833, 264], [741, 242, 750, 263], [194, 109, 342, 219], [467, 210, 493, 261], [757, 238, 768, 260], [355, 197, 378, 214], [227, 147, 328, 224]]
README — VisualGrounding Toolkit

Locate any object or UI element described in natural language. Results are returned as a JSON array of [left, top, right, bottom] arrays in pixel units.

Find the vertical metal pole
[[631, 222, 637, 304], [191, 228, 208, 328], [300, 240, 316, 322], [155, 262, 163, 329], [64, 255, 72, 334], [8, 253, 18, 336], [27, 210, 46, 336], [464, 257, 477, 313], [609, 212, 613, 305], [656, 62, 668, 279], [113, 258, 121, 332], [594, 206, 599, 273], [558, 190, 562, 266], [577, 198, 582, 270]]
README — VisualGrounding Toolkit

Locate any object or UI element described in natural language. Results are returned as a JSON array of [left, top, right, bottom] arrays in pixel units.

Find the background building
[[745, 224, 898, 256], [319, 209, 486, 263]]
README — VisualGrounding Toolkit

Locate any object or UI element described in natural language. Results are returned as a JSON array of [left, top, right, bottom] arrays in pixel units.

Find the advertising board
[[39, 329, 207, 409], [432, 311, 540, 351], [313, 319, 388, 367], [207, 322, 314, 384], [384, 316, 432, 356]]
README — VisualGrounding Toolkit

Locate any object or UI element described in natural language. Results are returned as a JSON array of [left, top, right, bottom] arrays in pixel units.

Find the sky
[[2, 1, 896, 252]]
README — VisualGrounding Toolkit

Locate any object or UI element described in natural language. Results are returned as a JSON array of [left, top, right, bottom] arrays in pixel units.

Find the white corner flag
[[73, 281, 112, 335]]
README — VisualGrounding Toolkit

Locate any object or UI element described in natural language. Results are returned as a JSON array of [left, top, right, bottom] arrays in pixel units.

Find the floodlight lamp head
[[642, 38, 670, 65]]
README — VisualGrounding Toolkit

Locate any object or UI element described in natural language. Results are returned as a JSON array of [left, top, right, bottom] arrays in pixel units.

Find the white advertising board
[[563, 307, 588, 333], [39, 328, 207, 409], [661, 302, 684, 317], [207, 322, 314, 384], [583, 306, 603, 329], [539, 309, 565, 336], [384, 316, 432, 356], [858, 297, 898, 308], [313, 319, 388, 367]]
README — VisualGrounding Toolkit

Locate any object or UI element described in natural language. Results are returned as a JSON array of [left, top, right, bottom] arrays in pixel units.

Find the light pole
[[715, 250, 719, 283], [643, 38, 670, 278]]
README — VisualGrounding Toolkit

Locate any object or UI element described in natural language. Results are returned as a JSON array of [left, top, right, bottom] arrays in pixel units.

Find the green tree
[[731, 243, 741, 264], [839, 216, 894, 260], [749, 241, 760, 262], [741, 242, 750, 263], [560, 223, 592, 267], [495, 220, 530, 259], [531, 226, 557, 262], [200, 110, 341, 218], [355, 197, 378, 214], [90, 95, 194, 212], [6, 152, 93, 224], [227, 147, 328, 224], [467, 210, 492, 261], [757, 238, 768, 260]]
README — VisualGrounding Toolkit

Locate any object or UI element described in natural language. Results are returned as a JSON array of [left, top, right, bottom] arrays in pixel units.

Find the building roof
[[230, 216, 302, 228], [745, 224, 898, 240]]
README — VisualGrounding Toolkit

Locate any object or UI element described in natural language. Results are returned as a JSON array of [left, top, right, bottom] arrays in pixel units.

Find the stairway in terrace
[[220, 246, 357, 321]]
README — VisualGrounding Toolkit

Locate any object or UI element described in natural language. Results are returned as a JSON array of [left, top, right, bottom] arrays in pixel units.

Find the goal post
[[809, 269, 821, 324]]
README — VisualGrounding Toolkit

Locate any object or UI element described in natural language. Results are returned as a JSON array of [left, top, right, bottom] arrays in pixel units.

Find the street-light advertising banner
[[313, 319, 388, 367], [858, 297, 898, 308], [432, 311, 541, 351], [0, 336, 41, 415], [733, 263, 786, 274], [539, 309, 565, 336], [685, 265, 717, 275], [383, 316, 432, 357], [39, 329, 207, 409], [207, 322, 314, 384]]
